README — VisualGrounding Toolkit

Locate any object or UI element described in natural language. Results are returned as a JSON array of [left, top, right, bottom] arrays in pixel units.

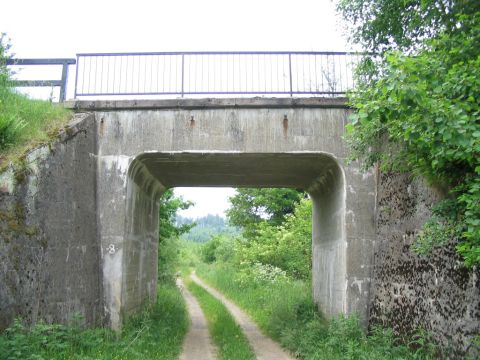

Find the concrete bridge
[[64, 97, 375, 329]]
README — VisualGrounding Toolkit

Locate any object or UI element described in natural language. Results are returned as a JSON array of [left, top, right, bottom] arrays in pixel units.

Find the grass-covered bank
[[0, 91, 71, 163], [0, 283, 188, 360], [196, 262, 438, 360], [186, 277, 255, 360], [0, 34, 71, 169]]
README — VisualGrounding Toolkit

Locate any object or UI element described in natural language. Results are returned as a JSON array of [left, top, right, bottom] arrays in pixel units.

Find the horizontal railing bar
[[6, 58, 76, 65], [76, 91, 347, 96], [13, 80, 63, 87], [76, 51, 363, 57], [6, 58, 75, 102]]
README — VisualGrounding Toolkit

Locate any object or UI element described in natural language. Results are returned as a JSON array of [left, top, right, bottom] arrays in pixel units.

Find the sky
[[1, 0, 348, 218], [1, 0, 348, 57]]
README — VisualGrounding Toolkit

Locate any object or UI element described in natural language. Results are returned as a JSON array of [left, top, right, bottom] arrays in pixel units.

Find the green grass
[[0, 89, 71, 169], [0, 282, 189, 360], [196, 262, 438, 360], [186, 277, 255, 360]]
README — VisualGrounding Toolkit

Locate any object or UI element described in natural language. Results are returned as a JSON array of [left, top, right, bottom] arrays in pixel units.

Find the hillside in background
[[177, 214, 240, 243]]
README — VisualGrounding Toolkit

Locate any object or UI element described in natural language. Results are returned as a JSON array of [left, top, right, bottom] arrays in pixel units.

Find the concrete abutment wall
[[1, 98, 476, 354], [86, 98, 376, 329], [0, 113, 103, 330], [0, 98, 377, 333]]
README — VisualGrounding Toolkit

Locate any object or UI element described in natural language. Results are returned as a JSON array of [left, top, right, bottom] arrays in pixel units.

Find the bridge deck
[[64, 97, 348, 111]]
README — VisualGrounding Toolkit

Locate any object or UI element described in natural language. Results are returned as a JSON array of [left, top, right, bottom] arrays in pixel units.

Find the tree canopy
[[338, 1, 480, 266], [226, 188, 305, 238]]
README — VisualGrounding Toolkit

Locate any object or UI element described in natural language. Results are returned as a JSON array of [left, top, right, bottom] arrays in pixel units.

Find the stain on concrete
[[0, 113, 102, 331], [369, 172, 480, 356]]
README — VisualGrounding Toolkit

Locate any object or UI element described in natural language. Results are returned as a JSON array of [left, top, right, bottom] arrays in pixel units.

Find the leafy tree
[[337, 0, 480, 53], [158, 189, 194, 241], [158, 190, 194, 281], [234, 198, 312, 280], [338, 1, 480, 266], [226, 188, 305, 237]]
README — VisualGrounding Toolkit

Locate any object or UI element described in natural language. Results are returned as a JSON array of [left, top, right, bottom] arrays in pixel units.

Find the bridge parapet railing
[[6, 58, 76, 102], [74, 51, 361, 98]]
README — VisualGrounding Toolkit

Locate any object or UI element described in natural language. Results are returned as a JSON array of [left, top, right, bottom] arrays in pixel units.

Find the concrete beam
[[64, 97, 348, 111]]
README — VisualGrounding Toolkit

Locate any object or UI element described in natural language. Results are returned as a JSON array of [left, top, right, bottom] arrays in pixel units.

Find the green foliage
[[196, 264, 437, 359], [157, 236, 182, 282], [0, 33, 12, 93], [340, 2, 480, 266], [200, 234, 235, 264], [200, 198, 311, 280], [227, 188, 305, 238], [157, 190, 195, 281], [0, 283, 188, 360], [234, 198, 312, 280], [337, 0, 480, 53], [186, 279, 255, 360], [158, 190, 194, 241], [0, 34, 71, 167]]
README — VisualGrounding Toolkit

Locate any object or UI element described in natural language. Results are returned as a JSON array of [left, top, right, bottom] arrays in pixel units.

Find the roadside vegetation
[[337, 0, 480, 267], [190, 188, 438, 359], [0, 283, 188, 360], [0, 190, 192, 360], [0, 33, 71, 170]]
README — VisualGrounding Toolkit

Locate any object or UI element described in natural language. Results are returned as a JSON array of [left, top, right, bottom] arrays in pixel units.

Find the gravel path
[[190, 273, 295, 360], [177, 278, 217, 360]]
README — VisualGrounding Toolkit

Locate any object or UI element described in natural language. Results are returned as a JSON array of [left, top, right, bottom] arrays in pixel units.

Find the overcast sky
[[1, 0, 348, 218], [2, 0, 348, 57]]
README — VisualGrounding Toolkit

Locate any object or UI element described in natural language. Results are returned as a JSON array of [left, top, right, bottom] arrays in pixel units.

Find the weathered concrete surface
[[0, 113, 102, 330], [66, 98, 375, 329], [1, 96, 476, 355], [369, 171, 480, 356], [0, 98, 376, 332]]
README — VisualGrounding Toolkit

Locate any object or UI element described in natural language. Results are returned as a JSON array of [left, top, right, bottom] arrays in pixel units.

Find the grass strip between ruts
[[185, 277, 255, 360]]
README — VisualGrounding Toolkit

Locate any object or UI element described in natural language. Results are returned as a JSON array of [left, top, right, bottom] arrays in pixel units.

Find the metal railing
[[6, 58, 76, 102], [74, 51, 361, 98], [5, 52, 361, 101]]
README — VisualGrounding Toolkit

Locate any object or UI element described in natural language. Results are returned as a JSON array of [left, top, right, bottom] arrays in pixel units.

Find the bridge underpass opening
[[119, 151, 346, 327]]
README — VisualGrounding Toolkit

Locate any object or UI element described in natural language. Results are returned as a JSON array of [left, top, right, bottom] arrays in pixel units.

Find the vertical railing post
[[181, 54, 185, 98], [288, 53, 293, 97], [74, 55, 80, 99], [59, 61, 69, 102]]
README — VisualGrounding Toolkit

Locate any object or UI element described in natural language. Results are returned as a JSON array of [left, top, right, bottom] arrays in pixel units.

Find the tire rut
[[177, 278, 217, 360], [190, 273, 294, 360]]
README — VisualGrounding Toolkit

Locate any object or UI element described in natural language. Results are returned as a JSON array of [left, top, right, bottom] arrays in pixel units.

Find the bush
[[201, 234, 235, 264], [234, 198, 312, 280], [345, 13, 480, 267], [158, 236, 181, 283]]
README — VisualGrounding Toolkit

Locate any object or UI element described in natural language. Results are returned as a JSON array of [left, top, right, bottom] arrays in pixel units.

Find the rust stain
[[99, 117, 105, 137], [283, 114, 288, 138]]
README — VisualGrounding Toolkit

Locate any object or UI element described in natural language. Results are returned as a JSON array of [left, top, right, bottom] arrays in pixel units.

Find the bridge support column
[[97, 155, 164, 330], [310, 160, 375, 324]]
